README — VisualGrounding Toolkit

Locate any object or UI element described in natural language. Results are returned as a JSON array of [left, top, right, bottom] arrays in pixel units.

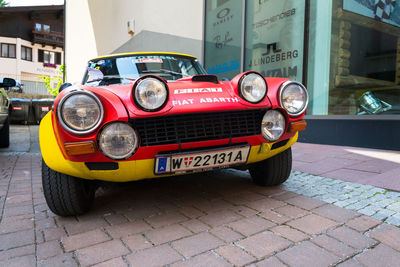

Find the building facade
[[66, 0, 399, 149], [205, 0, 400, 150], [0, 5, 64, 95]]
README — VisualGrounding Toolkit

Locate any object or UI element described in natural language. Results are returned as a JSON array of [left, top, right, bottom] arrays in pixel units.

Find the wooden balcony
[[32, 30, 64, 48]]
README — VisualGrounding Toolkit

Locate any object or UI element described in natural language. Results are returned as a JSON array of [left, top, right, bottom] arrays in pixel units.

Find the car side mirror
[[0, 78, 16, 88], [59, 82, 72, 93]]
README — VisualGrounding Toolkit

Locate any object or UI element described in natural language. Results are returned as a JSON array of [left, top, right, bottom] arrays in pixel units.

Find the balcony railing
[[32, 30, 64, 48]]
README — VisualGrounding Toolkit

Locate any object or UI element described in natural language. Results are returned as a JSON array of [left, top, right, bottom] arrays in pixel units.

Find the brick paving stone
[[36, 240, 63, 261], [0, 218, 34, 234], [209, 225, 244, 243], [92, 257, 127, 267], [328, 226, 376, 250], [230, 205, 258, 217], [312, 204, 360, 223], [192, 199, 232, 213], [245, 198, 286, 212], [285, 195, 326, 210], [103, 214, 128, 225], [216, 244, 255, 266], [171, 251, 231, 267], [181, 218, 210, 233], [356, 244, 400, 267], [255, 256, 286, 267], [336, 258, 363, 267], [35, 218, 56, 231], [311, 234, 356, 259], [122, 234, 153, 251], [346, 215, 381, 232], [236, 231, 292, 259], [0, 244, 35, 261], [179, 206, 205, 218], [62, 229, 111, 252], [384, 213, 400, 226], [369, 223, 400, 252], [37, 253, 77, 267], [271, 191, 300, 201], [145, 224, 192, 245], [287, 214, 339, 235], [145, 211, 188, 228], [0, 229, 35, 250], [64, 218, 109, 235], [271, 225, 309, 243], [274, 205, 309, 218], [126, 244, 182, 267], [0, 254, 36, 267], [76, 240, 130, 267], [277, 241, 340, 267], [105, 220, 151, 238], [3, 205, 33, 217], [43, 227, 66, 241], [258, 209, 291, 224], [172, 232, 224, 257], [228, 216, 275, 236], [199, 209, 243, 227]]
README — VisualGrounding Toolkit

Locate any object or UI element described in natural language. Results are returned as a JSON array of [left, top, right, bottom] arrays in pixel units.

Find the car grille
[[132, 109, 265, 147]]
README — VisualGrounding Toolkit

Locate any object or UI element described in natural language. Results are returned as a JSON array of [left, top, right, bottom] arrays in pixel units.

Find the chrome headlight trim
[[261, 109, 286, 142], [279, 81, 309, 116], [98, 122, 139, 160], [56, 90, 104, 135], [133, 76, 169, 112], [238, 72, 267, 104]]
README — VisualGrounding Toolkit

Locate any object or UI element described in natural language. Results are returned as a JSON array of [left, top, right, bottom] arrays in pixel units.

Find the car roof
[[90, 51, 197, 61]]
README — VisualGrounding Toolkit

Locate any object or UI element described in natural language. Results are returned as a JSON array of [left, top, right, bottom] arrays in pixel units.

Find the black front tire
[[249, 147, 292, 186], [0, 117, 10, 148], [42, 160, 95, 216]]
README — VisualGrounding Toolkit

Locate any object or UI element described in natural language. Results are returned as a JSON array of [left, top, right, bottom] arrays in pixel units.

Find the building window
[[1, 43, 16, 58], [35, 23, 42, 32], [244, 0, 306, 82], [21, 46, 32, 61], [43, 24, 50, 33], [38, 49, 62, 67], [204, 0, 243, 79]]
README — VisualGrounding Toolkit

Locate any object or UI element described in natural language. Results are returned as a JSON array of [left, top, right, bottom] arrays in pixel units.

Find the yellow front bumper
[[40, 112, 298, 182]]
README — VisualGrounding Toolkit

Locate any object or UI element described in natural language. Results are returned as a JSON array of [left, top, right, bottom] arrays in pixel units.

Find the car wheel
[[42, 159, 96, 216], [248, 147, 292, 186], [0, 117, 10, 148]]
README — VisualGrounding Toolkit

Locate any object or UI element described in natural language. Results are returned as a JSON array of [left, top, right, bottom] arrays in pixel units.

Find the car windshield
[[83, 54, 207, 85]]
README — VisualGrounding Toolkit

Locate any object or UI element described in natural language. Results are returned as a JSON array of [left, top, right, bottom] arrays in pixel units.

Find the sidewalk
[[0, 126, 399, 266], [292, 142, 400, 192]]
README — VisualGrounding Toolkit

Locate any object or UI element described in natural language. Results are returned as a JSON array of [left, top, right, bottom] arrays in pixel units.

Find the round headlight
[[261, 110, 286, 142], [239, 73, 267, 103], [279, 81, 308, 116], [98, 122, 138, 160], [134, 77, 168, 111], [58, 91, 103, 134]]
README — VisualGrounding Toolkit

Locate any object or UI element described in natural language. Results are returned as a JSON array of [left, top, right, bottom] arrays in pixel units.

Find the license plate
[[155, 145, 250, 174]]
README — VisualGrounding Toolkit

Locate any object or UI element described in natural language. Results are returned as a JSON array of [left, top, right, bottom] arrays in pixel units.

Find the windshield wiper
[[86, 75, 136, 84], [141, 69, 187, 77]]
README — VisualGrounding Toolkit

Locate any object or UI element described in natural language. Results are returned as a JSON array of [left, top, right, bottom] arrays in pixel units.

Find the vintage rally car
[[40, 52, 308, 216]]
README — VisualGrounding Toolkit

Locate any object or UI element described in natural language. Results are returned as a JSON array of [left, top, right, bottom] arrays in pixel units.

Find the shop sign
[[205, 0, 242, 78], [246, 0, 305, 81]]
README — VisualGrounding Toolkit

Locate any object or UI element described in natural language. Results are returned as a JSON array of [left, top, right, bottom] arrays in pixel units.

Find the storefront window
[[244, 0, 306, 82], [328, 0, 400, 115], [204, 0, 243, 79]]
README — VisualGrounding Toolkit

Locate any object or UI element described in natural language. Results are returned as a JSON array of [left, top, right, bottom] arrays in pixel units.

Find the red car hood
[[90, 77, 272, 118]]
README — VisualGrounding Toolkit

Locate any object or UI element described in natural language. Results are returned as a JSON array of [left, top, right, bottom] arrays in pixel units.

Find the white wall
[[88, 0, 204, 55], [66, 0, 204, 82], [65, 0, 98, 83]]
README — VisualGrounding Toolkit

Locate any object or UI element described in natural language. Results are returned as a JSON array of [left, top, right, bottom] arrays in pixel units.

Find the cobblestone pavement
[[1, 152, 400, 266]]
